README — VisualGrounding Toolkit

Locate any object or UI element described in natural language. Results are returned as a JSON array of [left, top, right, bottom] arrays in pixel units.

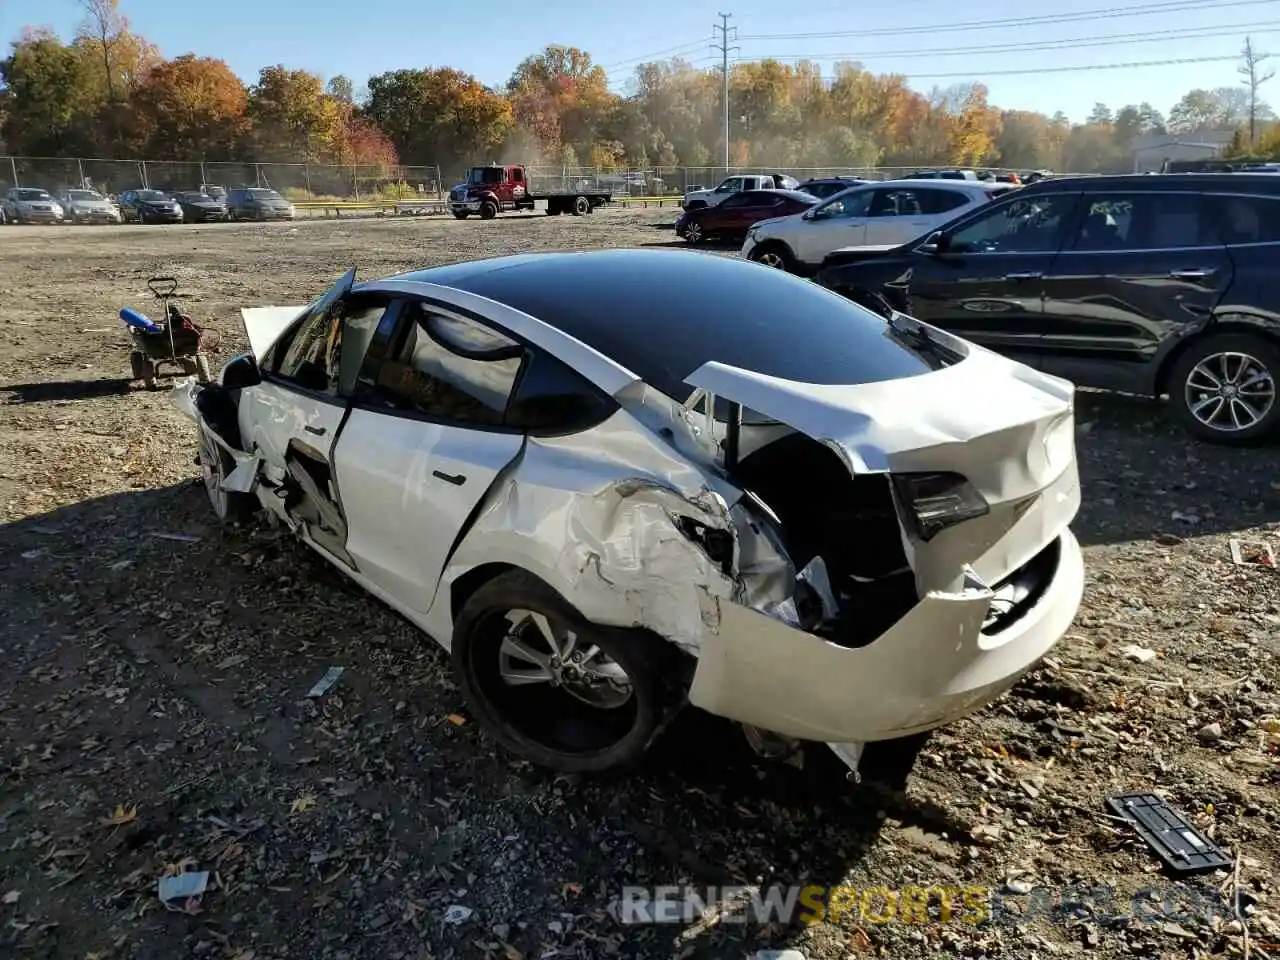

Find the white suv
[[684, 174, 799, 210], [742, 179, 1015, 273]]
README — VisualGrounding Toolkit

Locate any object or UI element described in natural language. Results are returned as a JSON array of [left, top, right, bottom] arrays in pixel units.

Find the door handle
[[432, 470, 467, 486], [304, 424, 327, 436], [1169, 268, 1210, 279], [1004, 271, 1043, 280]]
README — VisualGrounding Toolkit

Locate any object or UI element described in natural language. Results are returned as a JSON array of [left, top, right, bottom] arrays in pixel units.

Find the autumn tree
[[364, 68, 510, 171], [247, 66, 338, 162], [0, 30, 94, 154], [127, 55, 248, 158], [507, 46, 617, 160]]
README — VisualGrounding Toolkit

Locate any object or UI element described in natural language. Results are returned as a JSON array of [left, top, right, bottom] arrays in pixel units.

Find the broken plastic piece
[[443, 904, 474, 924], [796, 556, 838, 624], [827, 741, 865, 783], [306, 666, 344, 698], [158, 870, 209, 910], [149, 532, 202, 543], [1229, 539, 1275, 568], [1106, 792, 1231, 874]]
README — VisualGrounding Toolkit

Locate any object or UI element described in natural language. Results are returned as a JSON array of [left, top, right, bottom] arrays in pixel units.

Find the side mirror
[[919, 231, 949, 254]]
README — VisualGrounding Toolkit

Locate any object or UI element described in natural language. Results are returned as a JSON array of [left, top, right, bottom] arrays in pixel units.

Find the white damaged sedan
[[174, 249, 1085, 777]]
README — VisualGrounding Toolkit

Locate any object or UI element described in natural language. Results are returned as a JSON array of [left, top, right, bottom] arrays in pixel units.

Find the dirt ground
[[1, 209, 1279, 960]]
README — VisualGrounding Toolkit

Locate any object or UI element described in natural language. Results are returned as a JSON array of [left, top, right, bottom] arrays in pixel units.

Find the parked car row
[[809, 172, 1280, 445], [675, 178, 1016, 271], [0, 184, 296, 224]]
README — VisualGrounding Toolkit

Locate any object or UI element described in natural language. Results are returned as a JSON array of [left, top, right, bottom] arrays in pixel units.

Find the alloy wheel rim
[[497, 608, 632, 710], [1184, 351, 1276, 432], [685, 223, 702, 243], [758, 251, 785, 268], [198, 430, 228, 517]]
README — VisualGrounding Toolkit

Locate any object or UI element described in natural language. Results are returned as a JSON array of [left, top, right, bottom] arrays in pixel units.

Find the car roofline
[[355, 278, 642, 397]]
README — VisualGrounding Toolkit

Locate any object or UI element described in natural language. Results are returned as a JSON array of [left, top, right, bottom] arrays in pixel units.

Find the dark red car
[[675, 189, 818, 244]]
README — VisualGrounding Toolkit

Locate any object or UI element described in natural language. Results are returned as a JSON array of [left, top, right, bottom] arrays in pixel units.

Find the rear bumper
[[688, 526, 1085, 743]]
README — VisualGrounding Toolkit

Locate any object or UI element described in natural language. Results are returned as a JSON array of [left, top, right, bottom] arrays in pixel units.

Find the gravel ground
[[1, 209, 1279, 960]]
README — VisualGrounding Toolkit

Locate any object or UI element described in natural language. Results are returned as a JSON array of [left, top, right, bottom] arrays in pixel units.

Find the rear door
[[862, 186, 958, 246], [905, 190, 1082, 364], [333, 299, 527, 610], [1037, 190, 1231, 392]]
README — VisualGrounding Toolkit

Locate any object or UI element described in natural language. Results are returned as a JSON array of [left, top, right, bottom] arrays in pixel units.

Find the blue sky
[[3, 0, 1274, 121]]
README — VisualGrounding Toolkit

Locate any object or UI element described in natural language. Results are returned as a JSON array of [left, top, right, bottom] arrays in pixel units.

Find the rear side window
[[365, 305, 523, 427], [917, 188, 971, 214], [505, 349, 617, 434], [1069, 193, 1213, 251], [1212, 194, 1280, 244]]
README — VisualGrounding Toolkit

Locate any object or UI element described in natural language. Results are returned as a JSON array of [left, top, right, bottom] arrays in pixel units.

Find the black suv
[[796, 176, 867, 199], [817, 173, 1280, 444]]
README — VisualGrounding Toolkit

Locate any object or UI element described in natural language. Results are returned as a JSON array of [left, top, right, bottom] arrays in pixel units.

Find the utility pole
[[712, 13, 738, 169], [1239, 35, 1275, 149]]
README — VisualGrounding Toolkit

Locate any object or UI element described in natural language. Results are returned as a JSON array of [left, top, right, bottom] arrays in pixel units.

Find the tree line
[[1, 0, 1277, 176]]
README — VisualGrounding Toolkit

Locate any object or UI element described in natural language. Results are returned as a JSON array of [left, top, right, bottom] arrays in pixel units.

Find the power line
[[598, 39, 716, 71], [739, 0, 1278, 41], [712, 13, 739, 168], [743, 21, 1280, 62], [817, 53, 1241, 81]]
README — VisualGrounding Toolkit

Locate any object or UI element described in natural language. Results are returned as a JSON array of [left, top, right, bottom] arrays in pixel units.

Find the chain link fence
[[0, 157, 446, 202], [4, 157, 1047, 202]]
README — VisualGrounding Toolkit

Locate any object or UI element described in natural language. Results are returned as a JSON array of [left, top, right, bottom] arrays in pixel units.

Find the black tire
[[1167, 332, 1280, 444], [453, 211, 469, 220], [129, 350, 148, 382], [747, 241, 798, 272], [451, 570, 675, 774], [479, 201, 498, 220], [197, 426, 256, 523], [142, 362, 158, 390], [572, 195, 590, 216]]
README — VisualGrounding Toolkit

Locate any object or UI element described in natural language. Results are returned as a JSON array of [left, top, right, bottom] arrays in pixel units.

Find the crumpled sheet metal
[[441, 410, 754, 652]]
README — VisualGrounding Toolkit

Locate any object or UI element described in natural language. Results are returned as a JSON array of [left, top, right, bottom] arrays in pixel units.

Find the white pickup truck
[[683, 173, 799, 209]]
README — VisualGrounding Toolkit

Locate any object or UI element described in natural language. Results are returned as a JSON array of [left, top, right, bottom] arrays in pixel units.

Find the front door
[[906, 190, 1082, 365], [1038, 191, 1232, 392], [334, 299, 526, 611], [795, 189, 873, 264]]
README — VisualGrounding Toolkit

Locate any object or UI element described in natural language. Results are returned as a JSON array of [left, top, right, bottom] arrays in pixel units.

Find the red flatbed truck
[[448, 164, 612, 219]]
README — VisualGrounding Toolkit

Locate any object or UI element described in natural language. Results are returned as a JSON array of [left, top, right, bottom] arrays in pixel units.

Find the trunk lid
[[684, 325, 1079, 591]]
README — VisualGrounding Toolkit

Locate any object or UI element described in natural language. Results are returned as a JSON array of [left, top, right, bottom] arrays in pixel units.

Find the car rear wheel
[[451, 570, 671, 773], [748, 241, 797, 272], [1169, 333, 1280, 444]]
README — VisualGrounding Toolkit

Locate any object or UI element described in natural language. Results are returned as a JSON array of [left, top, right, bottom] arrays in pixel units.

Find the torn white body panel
[[434, 407, 763, 652], [682, 334, 1078, 593], [689, 529, 1085, 742]]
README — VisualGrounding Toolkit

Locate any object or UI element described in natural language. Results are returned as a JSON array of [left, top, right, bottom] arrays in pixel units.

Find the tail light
[[893, 472, 989, 541]]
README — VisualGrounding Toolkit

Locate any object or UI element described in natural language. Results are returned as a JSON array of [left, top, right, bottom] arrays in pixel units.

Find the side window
[[505, 349, 617, 434], [816, 190, 872, 220], [1214, 195, 1280, 245], [867, 189, 924, 217], [947, 193, 1078, 254], [366, 304, 522, 427], [1070, 193, 1211, 251], [512, 168, 523, 183], [272, 302, 343, 395], [920, 188, 970, 215]]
